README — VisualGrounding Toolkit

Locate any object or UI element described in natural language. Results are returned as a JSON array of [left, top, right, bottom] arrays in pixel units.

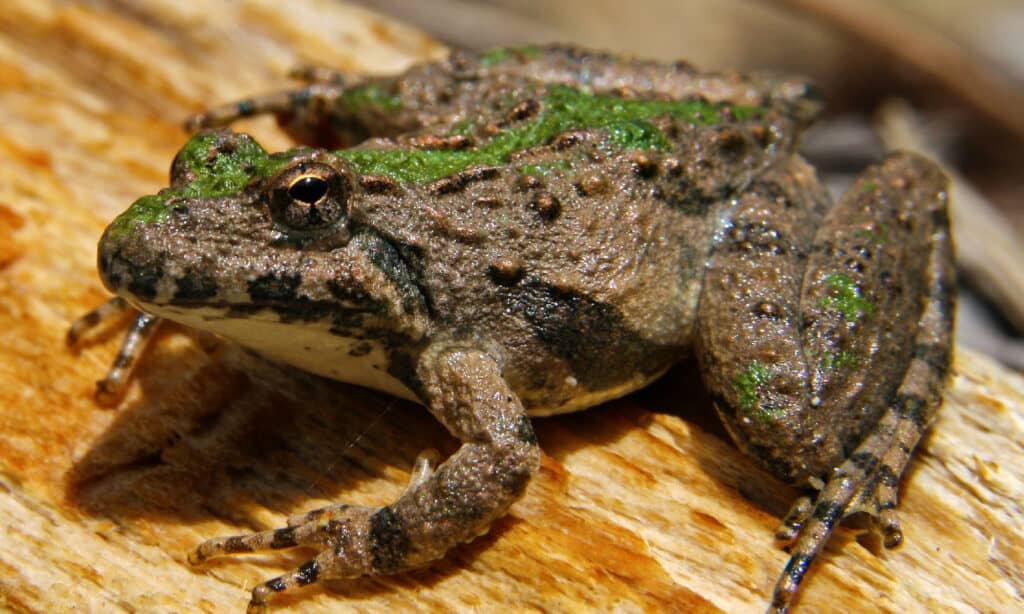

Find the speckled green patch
[[480, 45, 544, 66], [106, 133, 290, 238], [860, 180, 879, 194], [818, 273, 874, 322], [338, 84, 759, 183], [734, 361, 785, 425], [821, 350, 860, 371]]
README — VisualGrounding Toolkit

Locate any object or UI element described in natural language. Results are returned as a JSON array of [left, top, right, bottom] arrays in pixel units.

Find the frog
[[68, 45, 954, 613]]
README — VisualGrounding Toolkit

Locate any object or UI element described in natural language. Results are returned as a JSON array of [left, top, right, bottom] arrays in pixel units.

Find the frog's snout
[[97, 231, 166, 304]]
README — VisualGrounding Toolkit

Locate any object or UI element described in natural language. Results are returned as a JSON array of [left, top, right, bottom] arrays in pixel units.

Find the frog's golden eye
[[269, 162, 350, 233]]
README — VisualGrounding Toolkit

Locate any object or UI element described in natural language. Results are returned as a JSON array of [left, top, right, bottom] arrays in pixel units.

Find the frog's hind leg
[[770, 152, 954, 612], [68, 297, 163, 403], [184, 83, 345, 132]]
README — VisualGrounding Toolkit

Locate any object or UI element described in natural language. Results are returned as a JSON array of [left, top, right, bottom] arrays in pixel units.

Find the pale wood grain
[[0, 2, 1021, 613]]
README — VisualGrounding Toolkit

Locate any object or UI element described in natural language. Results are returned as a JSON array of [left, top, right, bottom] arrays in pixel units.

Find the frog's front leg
[[67, 297, 163, 403], [696, 152, 953, 612], [190, 343, 540, 613], [184, 73, 419, 148]]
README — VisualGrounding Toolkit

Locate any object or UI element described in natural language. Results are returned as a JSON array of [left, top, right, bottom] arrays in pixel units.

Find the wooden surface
[[0, 2, 1022, 613]]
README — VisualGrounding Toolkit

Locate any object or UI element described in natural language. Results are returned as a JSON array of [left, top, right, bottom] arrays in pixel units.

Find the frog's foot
[[191, 503, 378, 614], [770, 379, 940, 613], [191, 345, 539, 612], [67, 297, 162, 404], [192, 449, 442, 613]]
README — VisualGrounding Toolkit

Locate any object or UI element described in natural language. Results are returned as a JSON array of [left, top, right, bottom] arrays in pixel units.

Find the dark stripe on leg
[[369, 507, 410, 573]]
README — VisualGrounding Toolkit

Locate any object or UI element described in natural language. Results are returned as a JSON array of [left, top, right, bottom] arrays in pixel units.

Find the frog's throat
[[144, 304, 421, 402]]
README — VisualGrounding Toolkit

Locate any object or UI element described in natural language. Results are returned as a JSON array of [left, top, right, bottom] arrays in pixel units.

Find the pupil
[[288, 176, 328, 204]]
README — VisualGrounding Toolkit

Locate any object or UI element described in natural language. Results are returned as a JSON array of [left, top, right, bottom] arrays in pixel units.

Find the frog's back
[[345, 46, 822, 414]]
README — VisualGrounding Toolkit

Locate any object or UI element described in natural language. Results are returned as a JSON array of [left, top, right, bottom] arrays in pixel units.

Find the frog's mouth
[[98, 221, 429, 341]]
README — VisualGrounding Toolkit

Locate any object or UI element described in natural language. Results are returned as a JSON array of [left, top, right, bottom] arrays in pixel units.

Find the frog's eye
[[269, 162, 350, 233], [288, 176, 329, 204]]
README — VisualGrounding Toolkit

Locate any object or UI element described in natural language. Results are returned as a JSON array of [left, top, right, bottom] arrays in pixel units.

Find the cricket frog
[[70, 45, 954, 613]]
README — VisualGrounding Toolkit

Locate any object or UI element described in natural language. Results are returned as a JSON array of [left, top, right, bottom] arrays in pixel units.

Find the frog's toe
[[879, 509, 903, 548], [246, 558, 321, 614], [774, 495, 812, 543]]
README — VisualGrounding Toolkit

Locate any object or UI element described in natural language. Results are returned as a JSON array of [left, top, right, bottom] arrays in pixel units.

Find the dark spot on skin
[[812, 500, 844, 524], [516, 415, 537, 445], [113, 352, 134, 370], [848, 451, 879, 472], [359, 175, 399, 194], [326, 278, 375, 307], [430, 166, 500, 195], [576, 175, 608, 196], [488, 258, 525, 286], [352, 230, 429, 315], [473, 197, 504, 208], [894, 393, 928, 429], [530, 192, 561, 221], [630, 153, 659, 179], [498, 279, 676, 387], [516, 174, 543, 191], [551, 131, 585, 150], [727, 222, 789, 256], [270, 527, 298, 549], [223, 536, 254, 554], [498, 465, 532, 497], [913, 342, 951, 373], [116, 261, 161, 302], [778, 553, 812, 597], [174, 270, 218, 301], [714, 128, 751, 163], [267, 577, 287, 592], [248, 273, 301, 302], [369, 507, 410, 573], [665, 181, 717, 216], [754, 301, 780, 318], [386, 347, 425, 399], [408, 134, 473, 150], [295, 560, 320, 585], [500, 99, 541, 126], [877, 464, 900, 488], [661, 158, 682, 177], [930, 206, 950, 230]]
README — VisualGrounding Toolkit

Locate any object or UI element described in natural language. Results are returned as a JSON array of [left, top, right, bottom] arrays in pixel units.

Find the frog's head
[[98, 130, 427, 398]]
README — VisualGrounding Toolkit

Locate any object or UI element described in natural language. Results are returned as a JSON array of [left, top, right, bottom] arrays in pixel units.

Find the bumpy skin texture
[[86, 46, 953, 613]]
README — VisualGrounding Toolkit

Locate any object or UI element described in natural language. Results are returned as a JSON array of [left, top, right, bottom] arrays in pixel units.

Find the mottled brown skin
[[81, 46, 954, 613]]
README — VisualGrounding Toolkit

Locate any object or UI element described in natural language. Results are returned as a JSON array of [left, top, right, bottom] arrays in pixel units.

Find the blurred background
[[355, 0, 1024, 368]]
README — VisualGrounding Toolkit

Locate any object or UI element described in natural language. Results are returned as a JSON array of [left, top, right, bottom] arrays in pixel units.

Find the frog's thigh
[[698, 152, 952, 482], [696, 155, 830, 481]]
